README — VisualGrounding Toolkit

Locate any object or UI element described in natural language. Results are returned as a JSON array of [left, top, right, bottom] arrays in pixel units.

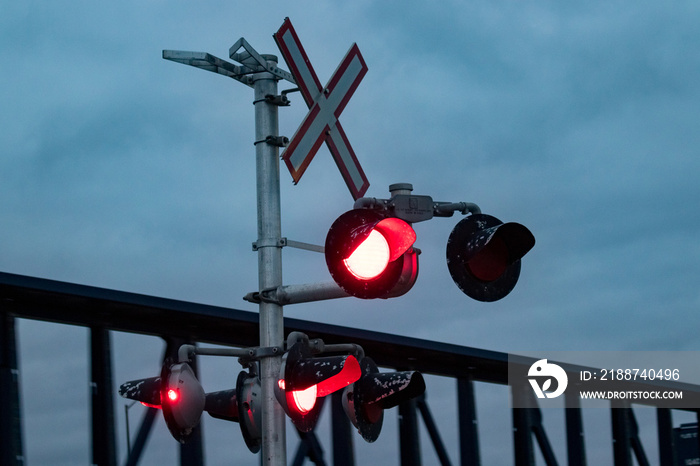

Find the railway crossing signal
[[119, 360, 205, 444], [325, 184, 535, 302], [120, 335, 413, 446], [447, 213, 535, 302], [119, 361, 262, 452], [275, 334, 362, 432], [342, 357, 425, 442], [142, 15, 538, 465]]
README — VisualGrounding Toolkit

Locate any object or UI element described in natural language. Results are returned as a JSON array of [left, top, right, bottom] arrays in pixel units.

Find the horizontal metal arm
[[162, 50, 255, 87], [353, 196, 481, 221], [287, 332, 365, 360], [244, 282, 351, 305], [282, 239, 324, 254], [433, 201, 481, 217], [322, 343, 365, 360], [353, 197, 388, 211], [177, 344, 283, 363]]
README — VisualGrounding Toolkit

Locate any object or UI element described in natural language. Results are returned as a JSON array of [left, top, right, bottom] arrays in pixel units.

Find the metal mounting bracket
[[178, 344, 283, 364], [229, 37, 295, 83]]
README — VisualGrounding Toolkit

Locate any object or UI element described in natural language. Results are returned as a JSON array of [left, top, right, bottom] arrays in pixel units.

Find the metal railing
[[2, 271, 699, 465]]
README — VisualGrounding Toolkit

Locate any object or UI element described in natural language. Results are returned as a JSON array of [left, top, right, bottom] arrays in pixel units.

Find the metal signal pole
[[252, 56, 286, 466], [163, 21, 372, 463], [163, 43, 293, 465]]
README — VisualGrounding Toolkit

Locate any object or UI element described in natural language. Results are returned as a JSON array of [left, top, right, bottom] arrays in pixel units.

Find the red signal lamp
[[291, 384, 317, 413], [167, 389, 179, 402], [326, 210, 419, 299], [279, 378, 318, 413], [276, 340, 361, 432], [446, 213, 535, 302]]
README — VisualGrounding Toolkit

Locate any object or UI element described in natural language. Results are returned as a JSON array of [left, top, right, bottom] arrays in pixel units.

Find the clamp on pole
[[253, 135, 289, 147]]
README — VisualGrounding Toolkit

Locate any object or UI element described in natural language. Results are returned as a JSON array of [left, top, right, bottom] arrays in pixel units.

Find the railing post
[[457, 376, 480, 466], [0, 310, 24, 465], [399, 397, 421, 466], [511, 384, 536, 466], [656, 408, 675, 466], [331, 391, 355, 466], [90, 326, 117, 466], [696, 411, 700, 460], [565, 392, 586, 466], [611, 401, 633, 466]]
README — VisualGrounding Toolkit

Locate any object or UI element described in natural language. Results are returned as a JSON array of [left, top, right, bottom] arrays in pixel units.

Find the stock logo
[[528, 359, 568, 399]]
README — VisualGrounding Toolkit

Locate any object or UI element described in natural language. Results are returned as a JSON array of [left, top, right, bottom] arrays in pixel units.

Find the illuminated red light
[[326, 210, 419, 299], [344, 230, 390, 279], [342, 218, 416, 281], [167, 389, 179, 402], [281, 356, 361, 416], [291, 385, 318, 414]]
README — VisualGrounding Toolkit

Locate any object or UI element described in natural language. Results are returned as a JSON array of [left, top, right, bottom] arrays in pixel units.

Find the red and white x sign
[[274, 18, 370, 200]]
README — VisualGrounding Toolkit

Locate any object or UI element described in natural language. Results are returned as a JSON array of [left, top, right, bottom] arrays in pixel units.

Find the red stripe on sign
[[325, 123, 369, 200]]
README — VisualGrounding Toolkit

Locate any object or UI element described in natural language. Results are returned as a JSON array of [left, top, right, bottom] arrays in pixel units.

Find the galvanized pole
[[252, 55, 286, 466]]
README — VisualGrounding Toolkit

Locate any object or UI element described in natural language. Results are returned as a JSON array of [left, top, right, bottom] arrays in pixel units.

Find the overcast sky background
[[2, 1, 700, 464]]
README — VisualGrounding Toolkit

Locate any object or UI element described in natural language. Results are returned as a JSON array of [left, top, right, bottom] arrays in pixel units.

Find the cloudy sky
[[2, 1, 700, 464]]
